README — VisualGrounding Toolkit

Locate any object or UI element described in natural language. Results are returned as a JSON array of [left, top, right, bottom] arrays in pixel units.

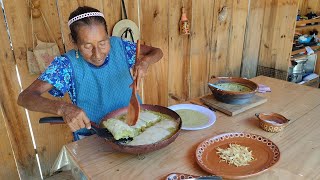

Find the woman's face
[[76, 24, 110, 66]]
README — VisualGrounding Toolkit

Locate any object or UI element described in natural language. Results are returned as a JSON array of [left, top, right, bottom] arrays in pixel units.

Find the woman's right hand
[[59, 103, 91, 132]]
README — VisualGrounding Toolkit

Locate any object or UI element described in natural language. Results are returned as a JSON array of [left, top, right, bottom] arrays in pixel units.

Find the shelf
[[291, 52, 319, 64], [296, 24, 320, 30], [291, 45, 320, 56], [296, 18, 320, 30], [296, 18, 320, 26]]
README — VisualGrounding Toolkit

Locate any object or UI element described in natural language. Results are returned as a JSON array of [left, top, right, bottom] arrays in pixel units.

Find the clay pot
[[100, 104, 182, 154], [256, 113, 290, 133], [208, 77, 258, 104]]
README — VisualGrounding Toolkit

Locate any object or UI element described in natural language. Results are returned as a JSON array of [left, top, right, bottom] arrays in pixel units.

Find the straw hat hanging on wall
[[112, 0, 140, 43], [112, 19, 140, 43]]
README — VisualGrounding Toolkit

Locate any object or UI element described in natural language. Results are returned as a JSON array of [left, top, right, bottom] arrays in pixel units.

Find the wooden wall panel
[[139, 0, 169, 106], [167, 0, 192, 105], [275, 0, 298, 71], [32, 0, 65, 53], [258, 0, 298, 72], [189, 0, 215, 98], [81, 0, 104, 11], [298, 0, 320, 15], [57, 0, 81, 51], [209, 0, 248, 81], [0, 1, 40, 179], [259, 0, 279, 69], [122, 0, 140, 39], [3, 0, 73, 177], [209, 0, 232, 78], [123, 0, 139, 23], [0, 103, 20, 179], [241, 0, 266, 78], [103, 0, 122, 34], [227, 0, 249, 76]]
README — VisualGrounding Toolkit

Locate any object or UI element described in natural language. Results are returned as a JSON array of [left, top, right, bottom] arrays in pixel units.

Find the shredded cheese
[[216, 144, 254, 167]]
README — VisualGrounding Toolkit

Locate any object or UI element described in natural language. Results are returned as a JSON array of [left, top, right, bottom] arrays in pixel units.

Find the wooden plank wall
[[2, 0, 72, 178], [0, 0, 299, 178], [0, 63, 23, 180], [241, 1, 266, 78], [258, 0, 299, 72], [0, 13, 20, 176], [168, 0, 192, 104], [189, 0, 215, 98], [0, 106, 20, 180], [0, 1, 40, 179], [298, 0, 320, 15], [139, 0, 169, 105], [0, 105, 19, 179]]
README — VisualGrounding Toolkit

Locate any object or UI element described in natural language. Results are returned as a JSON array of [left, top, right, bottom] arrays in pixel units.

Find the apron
[[64, 37, 140, 139]]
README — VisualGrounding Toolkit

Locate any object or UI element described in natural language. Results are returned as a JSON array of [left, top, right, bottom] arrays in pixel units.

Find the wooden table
[[64, 76, 320, 180]]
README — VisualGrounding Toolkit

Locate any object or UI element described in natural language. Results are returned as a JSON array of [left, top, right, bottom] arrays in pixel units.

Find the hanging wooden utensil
[[126, 40, 141, 126]]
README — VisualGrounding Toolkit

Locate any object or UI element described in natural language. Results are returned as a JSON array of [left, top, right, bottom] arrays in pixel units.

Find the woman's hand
[[133, 58, 149, 89], [17, 80, 91, 132], [59, 103, 91, 132], [129, 43, 163, 90]]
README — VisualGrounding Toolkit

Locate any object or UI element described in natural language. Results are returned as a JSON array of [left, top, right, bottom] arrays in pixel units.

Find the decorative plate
[[168, 104, 216, 130], [196, 132, 280, 179]]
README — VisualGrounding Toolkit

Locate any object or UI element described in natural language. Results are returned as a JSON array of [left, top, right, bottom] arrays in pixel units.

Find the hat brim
[[112, 19, 140, 43]]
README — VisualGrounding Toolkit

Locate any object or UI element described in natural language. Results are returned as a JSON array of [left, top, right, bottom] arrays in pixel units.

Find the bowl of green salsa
[[208, 77, 258, 104]]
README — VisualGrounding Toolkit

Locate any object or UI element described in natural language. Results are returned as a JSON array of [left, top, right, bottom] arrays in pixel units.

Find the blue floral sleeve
[[122, 40, 137, 68], [38, 56, 73, 99]]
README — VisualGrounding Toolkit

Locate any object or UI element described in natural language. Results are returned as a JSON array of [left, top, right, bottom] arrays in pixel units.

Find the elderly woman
[[18, 6, 163, 140]]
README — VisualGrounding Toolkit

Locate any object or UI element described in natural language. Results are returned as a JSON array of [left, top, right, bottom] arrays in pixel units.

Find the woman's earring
[[76, 50, 79, 59]]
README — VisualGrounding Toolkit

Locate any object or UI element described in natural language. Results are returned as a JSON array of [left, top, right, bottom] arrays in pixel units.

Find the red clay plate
[[196, 132, 280, 179]]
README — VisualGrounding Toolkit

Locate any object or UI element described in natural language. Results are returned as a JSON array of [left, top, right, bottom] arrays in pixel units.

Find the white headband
[[68, 12, 105, 27]]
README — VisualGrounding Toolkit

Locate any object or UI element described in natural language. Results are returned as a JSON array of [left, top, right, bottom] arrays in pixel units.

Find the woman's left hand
[[131, 43, 163, 90]]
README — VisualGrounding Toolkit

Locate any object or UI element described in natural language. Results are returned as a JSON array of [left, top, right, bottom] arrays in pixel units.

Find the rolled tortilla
[[130, 119, 148, 136], [153, 119, 177, 133], [139, 111, 160, 126], [102, 118, 135, 140], [128, 126, 171, 146]]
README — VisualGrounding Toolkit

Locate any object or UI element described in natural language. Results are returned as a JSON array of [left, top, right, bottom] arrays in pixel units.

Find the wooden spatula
[[126, 40, 141, 126]]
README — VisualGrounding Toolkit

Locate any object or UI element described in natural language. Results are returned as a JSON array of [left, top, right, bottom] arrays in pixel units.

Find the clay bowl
[[255, 113, 290, 133], [208, 77, 258, 104], [100, 104, 182, 154]]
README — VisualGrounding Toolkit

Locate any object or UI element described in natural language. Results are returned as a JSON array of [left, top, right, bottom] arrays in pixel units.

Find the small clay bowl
[[255, 113, 290, 133]]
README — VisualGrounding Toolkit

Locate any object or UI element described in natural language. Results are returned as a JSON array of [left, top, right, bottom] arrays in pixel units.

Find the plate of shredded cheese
[[196, 132, 280, 179]]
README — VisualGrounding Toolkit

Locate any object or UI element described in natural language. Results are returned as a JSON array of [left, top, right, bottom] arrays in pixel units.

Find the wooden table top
[[65, 76, 320, 180]]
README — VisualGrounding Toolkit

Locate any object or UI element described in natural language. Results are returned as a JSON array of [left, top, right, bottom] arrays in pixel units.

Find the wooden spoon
[[208, 83, 227, 91], [126, 40, 141, 126]]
